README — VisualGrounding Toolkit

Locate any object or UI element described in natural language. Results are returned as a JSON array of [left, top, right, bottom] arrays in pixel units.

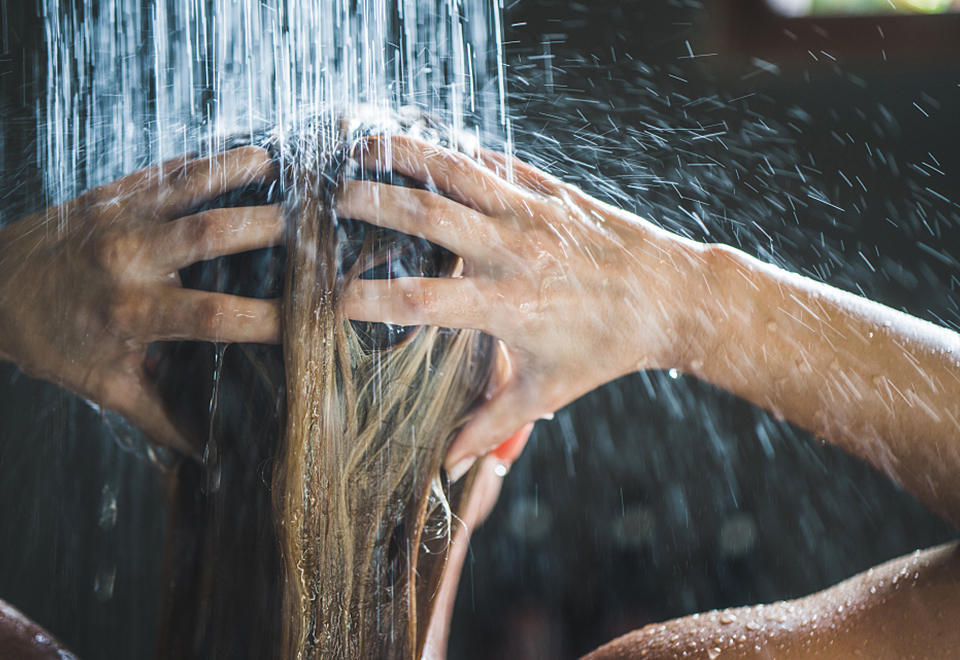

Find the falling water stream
[[3, 0, 959, 658], [40, 0, 509, 206]]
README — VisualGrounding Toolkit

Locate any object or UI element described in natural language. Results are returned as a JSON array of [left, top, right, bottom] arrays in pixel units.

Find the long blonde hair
[[157, 117, 493, 659]]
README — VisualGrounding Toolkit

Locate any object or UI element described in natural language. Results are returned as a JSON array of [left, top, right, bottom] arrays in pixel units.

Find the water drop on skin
[[719, 612, 737, 624], [708, 647, 722, 659]]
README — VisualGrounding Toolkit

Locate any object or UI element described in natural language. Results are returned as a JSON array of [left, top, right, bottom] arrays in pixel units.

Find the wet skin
[[0, 147, 284, 454], [0, 599, 74, 659], [584, 541, 960, 659], [1, 140, 958, 657], [337, 136, 960, 656]]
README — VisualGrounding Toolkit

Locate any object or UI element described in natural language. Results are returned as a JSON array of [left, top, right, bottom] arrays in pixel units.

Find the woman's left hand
[[337, 135, 708, 473]]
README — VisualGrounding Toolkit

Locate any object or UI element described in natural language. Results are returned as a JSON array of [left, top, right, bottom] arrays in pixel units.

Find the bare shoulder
[[583, 542, 960, 659], [0, 599, 75, 659]]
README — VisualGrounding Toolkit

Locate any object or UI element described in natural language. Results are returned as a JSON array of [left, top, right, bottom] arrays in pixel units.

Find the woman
[[0, 114, 530, 658], [154, 113, 528, 658], [341, 135, 960, 658], [2, 127, 959, 657]]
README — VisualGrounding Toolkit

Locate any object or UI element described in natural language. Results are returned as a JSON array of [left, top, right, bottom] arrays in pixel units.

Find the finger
[[341, 277, 491, 331], [336, 181, 498, 259], [152, 205, 284, 271], [355, 135, 535, 216], [150, 289, 281, 343], [445, 380, 542, 472], [114, 152, 198, 190], [100, 368, 198, 457], [475, 148, 563, 196], [157, 146, 278, 218]]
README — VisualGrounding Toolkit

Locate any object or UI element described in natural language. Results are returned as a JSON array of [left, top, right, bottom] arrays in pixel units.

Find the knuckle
[[514, 236, 544, 263], [400, 288, 424, 315], [191, 210, 224, 247], [91, 230, 136, 273], [197, 298, 226, 336], [419, 194, 448, 229], [104, 291, 143, 331]]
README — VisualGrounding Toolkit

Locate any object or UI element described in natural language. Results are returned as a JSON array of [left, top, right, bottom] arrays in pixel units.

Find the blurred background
[[1, 1, 959, 658]]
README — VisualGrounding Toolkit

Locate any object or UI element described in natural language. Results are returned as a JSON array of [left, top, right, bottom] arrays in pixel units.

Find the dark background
[[2, 1, 959, 658]]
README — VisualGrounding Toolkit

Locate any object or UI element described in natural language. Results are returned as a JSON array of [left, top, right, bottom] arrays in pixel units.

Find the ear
[[487, 339, 513, 395]]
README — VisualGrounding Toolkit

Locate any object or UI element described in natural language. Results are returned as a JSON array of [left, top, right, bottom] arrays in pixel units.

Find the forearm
[[682, 244, 960, 526]]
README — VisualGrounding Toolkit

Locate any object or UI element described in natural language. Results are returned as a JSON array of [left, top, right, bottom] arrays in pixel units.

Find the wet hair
[[154, 111, 495, 659]]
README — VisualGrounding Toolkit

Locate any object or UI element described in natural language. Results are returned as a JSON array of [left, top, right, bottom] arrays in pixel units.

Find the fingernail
[[447, 456, 476, 483]]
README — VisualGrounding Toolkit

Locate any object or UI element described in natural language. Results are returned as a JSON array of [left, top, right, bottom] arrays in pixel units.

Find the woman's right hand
[[0, 147, 282, 454], [337, 135, 710, 473]]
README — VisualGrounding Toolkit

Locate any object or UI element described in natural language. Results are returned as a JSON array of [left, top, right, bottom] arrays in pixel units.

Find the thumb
[[445, 380, 538, 477], [114, 371, 200, 460]]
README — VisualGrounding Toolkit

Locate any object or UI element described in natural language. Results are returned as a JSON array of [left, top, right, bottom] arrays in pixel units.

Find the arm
[[687, 244, 960, 527], [0, 147, 282, 454], [338, 135, 960, 525]]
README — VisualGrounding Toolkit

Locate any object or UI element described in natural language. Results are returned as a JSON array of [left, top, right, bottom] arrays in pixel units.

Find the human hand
[[0, 147, 282, 455], [337, 135, 708, 472]]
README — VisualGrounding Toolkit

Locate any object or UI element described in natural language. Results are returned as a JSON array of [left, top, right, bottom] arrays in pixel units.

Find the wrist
[[608, 207, 712, 376], [664, 238, 716, 375], [679, 241, 752, 379]]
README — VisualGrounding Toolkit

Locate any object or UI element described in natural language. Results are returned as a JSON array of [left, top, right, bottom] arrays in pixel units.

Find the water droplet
[[98, 485, 117, 530], [668, 368, 680, 379], [746, 621, 761, 631], [708, 647, 722, 659], [94, 564, 116, 602], [719, 612, 737, 624]]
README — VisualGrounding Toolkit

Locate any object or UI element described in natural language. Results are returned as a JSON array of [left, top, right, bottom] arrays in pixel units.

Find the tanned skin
[[341, 136, 960, 658], [2, 137, 957, 657]]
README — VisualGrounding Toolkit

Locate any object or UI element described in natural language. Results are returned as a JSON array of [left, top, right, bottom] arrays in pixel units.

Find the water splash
[[39, 0, 509, 209]]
